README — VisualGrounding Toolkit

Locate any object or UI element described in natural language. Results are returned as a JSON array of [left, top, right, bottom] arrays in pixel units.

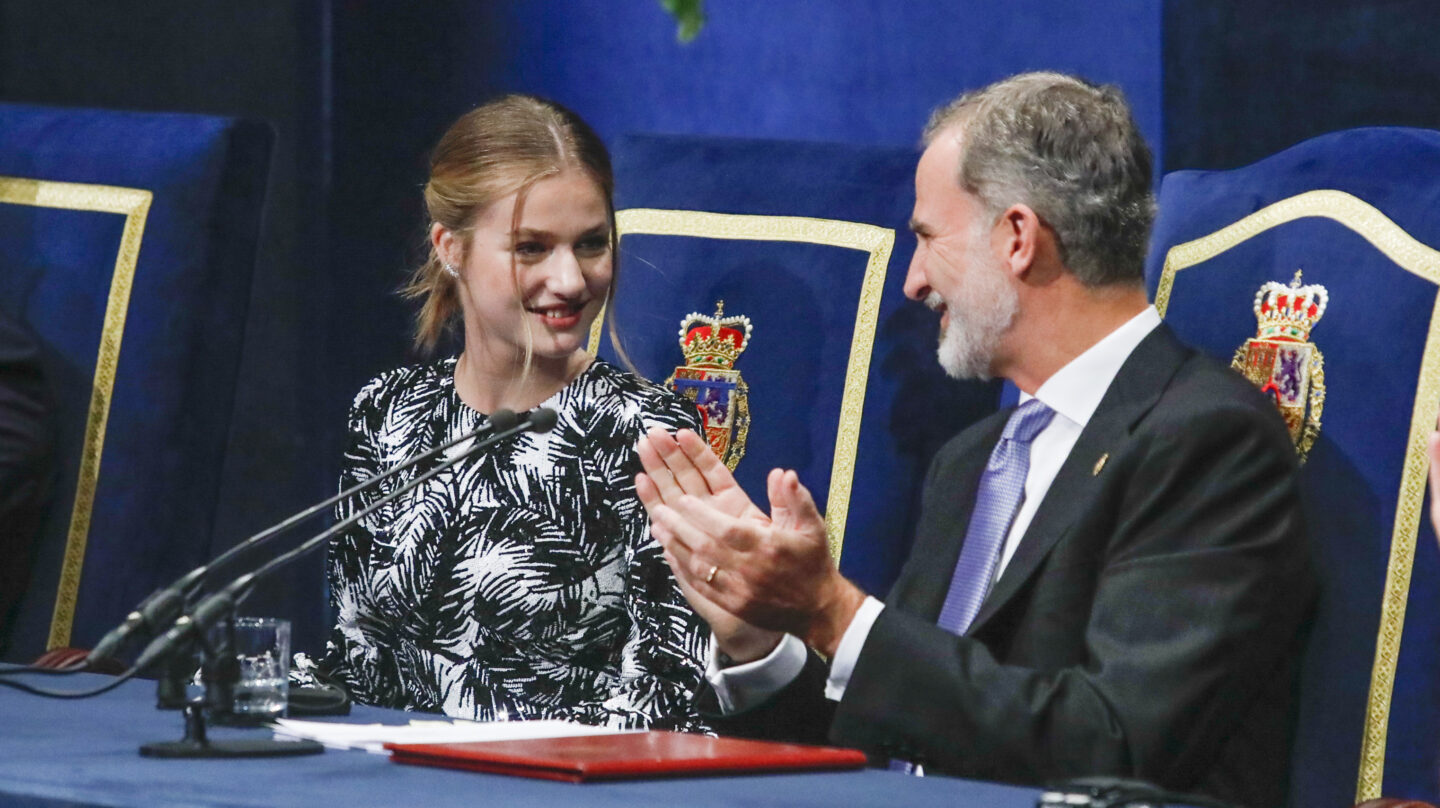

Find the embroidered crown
[[1252, 270, 1328, 342], [678, 300, 752, 369]]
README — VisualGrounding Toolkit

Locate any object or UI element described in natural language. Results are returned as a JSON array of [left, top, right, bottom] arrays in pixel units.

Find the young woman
[[319, 95, 707, 728]]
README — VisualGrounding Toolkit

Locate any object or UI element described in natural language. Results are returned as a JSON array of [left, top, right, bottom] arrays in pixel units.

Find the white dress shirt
[[708, 305, 1164, 711]]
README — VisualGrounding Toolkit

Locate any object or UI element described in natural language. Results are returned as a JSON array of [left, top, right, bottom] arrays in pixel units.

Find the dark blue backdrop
[[466, 2, 1163, 153]]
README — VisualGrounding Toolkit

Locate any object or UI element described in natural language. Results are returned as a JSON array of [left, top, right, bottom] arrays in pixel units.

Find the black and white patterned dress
[[320, 357, 708, 729]]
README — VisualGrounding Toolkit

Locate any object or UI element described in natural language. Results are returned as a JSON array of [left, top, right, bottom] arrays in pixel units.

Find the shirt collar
[[1019, 305, 1162, 428]]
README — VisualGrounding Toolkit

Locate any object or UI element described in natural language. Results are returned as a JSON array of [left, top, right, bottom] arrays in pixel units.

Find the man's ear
[[996, 204, 1043, 279]]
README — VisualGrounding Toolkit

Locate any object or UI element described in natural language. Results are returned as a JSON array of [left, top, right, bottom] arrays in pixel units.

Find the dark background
[[2, 0, 1437, 647]]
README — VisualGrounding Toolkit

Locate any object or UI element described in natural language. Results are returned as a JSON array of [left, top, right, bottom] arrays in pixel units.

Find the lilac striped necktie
[[936, 398, 1055, 636]]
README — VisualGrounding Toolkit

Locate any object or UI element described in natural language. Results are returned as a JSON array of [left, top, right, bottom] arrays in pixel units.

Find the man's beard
[[929, 265, 1018, 380]]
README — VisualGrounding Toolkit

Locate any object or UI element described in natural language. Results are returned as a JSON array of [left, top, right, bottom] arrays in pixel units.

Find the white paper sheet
[[271, 717, 633, 754]]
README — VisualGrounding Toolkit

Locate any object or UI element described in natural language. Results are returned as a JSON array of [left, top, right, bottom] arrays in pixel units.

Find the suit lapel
[[965, 324, 1192, 634]]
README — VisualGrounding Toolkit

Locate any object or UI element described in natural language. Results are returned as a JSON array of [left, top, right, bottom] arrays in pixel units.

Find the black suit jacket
[[705, 324, 1313, 808]]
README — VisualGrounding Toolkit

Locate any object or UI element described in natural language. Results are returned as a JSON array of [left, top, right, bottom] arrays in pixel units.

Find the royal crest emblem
[[666, 301, 752, 470], [1232, 270, 1327, 462]]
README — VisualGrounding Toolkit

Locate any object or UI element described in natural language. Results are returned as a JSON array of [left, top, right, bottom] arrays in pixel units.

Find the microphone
[[1039, 777, 1238, 808], [525, 406, 559, 433], [85, 408, 522, 669], [486, 407, 523, 432], [133, 406, 558, 673]]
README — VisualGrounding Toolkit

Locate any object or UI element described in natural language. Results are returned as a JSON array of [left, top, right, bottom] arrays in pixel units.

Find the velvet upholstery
[[0, 103, 272, 661], [598, 133, 999, 598], [1144, 127, 1440, 806]]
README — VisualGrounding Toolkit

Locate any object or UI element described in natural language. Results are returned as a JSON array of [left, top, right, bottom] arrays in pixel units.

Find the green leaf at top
[[660, 0, 705, 43]]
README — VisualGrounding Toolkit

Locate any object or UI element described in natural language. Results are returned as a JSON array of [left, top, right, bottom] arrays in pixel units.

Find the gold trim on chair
[[590, 209, 895, 563], [1154, 189, 1440, 802], [0, 176, 153, 650]]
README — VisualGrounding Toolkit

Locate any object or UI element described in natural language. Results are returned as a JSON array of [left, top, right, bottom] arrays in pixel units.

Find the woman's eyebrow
[[510, 224, 611, 238]]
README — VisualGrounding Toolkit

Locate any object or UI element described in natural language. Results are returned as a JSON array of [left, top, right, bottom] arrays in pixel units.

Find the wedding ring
[[705, 565, 719, 584]]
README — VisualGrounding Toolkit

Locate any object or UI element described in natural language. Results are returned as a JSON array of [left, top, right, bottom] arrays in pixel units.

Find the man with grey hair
[[636, 72, 1311, 807]]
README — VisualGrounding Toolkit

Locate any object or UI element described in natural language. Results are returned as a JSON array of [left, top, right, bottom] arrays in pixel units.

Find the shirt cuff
[[706, 633, 809, 714], [824, 596, 885, 702]]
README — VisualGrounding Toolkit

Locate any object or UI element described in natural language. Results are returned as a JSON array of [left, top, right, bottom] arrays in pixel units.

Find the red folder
[[386, 730, 868, 782]]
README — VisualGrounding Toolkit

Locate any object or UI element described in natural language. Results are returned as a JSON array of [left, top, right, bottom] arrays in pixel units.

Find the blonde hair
[[403, 94, 622, 360]]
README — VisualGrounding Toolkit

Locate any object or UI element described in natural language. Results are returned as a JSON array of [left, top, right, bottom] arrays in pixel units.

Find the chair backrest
[[1144, 127, 1440, 806], [595, 133, 999, 597], [0, 103, 272, 660]]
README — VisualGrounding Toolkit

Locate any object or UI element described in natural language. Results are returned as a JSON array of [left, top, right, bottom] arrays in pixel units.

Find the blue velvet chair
[[595, 133, 999, 599], [1145, 127, 1440, 807], [0, 104, 272, 661]]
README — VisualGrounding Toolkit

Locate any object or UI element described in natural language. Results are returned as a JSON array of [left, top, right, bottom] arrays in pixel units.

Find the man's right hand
[[636, 428, 784, 663]]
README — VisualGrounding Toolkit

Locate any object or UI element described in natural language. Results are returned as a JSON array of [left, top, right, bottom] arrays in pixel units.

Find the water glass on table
[[208, 617, 291, 724]]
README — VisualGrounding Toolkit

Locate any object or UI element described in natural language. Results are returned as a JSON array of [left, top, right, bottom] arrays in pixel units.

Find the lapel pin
[[1092, 453, 1109, 476]]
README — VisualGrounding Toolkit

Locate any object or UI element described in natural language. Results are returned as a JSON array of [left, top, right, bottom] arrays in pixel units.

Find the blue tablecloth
[[0, 671, 1042, 807]]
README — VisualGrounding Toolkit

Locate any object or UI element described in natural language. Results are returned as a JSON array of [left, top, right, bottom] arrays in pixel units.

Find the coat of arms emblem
[[666, 301, 752, 470], [1232, 270, 1327, 462]]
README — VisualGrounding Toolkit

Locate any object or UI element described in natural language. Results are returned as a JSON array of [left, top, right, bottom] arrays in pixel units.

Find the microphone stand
[[79, 409, 521, 676], [137, 409, 556, 759], [85, 411, 518, 709]]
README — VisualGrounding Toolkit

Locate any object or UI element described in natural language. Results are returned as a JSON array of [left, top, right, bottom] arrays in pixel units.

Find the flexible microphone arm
[[133, 407, 558, 673], [84, 408, 523, 667]]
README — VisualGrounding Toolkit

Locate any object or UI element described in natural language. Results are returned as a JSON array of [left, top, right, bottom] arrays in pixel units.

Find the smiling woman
[[315, 96, 709, 729], [435, 168, 613, 410]]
